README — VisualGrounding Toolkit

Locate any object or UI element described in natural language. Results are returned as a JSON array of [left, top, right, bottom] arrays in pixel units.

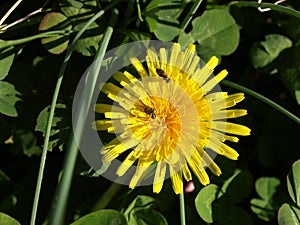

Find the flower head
[[94, 43, 250, 194]]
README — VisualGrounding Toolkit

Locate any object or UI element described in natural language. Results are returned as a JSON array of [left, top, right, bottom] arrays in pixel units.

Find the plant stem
[[221, 79, 300, 125], [181, 0, 203, 30], [29, 2, 121, 224], [48, 8, 118, 225], [0, 0, 23, 26], [179, 191, 186, 225], [0, 30, 71, 49]]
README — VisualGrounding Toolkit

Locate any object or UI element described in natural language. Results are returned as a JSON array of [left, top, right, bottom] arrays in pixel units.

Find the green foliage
[[71, 209, 127, 225], [278, 159, 300, 225], [195, 169, 253, 225], [0, 81, 20, 117], [250, 34, 292, 69], [124, 195, 168, 225], [287, 159, 300, 207], [39, 12, 72, 54], [35, 104, 69, 151], [0, 212, 20, 225], [250, 177, 281, 221], [191, 9, 239, 58], [0, 41, 14, 80], [0, 0, 300, 225]]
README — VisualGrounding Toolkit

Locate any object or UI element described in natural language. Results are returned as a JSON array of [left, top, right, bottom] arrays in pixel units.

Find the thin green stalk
[[231, 1, 300, 19], [0, 30, 70, 49], [0, 0, 23, 26], [29, 2, 121, 225], [221, 79, 300, 125], [48, 8, 119, 225], [181, 0, 203, 30], [179, 191, 186, 225]]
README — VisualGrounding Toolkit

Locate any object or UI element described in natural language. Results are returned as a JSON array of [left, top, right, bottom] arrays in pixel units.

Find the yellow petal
[[211, 109, 248, 120], [212, 122, 251, 136], [129, 159, 154, 189], [130, 57, 149, 77], [202, 70, 228, 94], [169, 165, 183, 194], [117, 150, 142, 176], [153, 161, 167, 193]]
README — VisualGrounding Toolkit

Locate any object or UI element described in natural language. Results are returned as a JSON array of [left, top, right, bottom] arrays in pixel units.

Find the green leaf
[[14, 129, 42, 156], [250, 198, 276, 222], [0, 40, 15, 80], [295, 90, 300, 105], [71, 209, 127, 225], [250, 177, 281, 221], [124, 195, 156, 217], [128, 209, 168, 225], [0, 81, 21, 117], [220, 169, 253, 204], [0, 212, 20, 225], [60, 0, 98, 22], [191, 9, 239, 56], [278, 203, 300, 225], [73, 22, 103, 56], [255, 177, 281, 201], [35, 104, 69, 151], [144, 0, 181, 41], [144, 0, 160, 32], [287, 159, 300, 207], [39, 12, 72, 54], [195, 184, 218, 223], [250, 34, 292, 68], [178, 30, 194, 48], [154, 16, 180, 41]]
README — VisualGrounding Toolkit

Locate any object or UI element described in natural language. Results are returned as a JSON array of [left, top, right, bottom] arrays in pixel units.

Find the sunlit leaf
[[144, 0, 181, 41], [250, 177, 281, 221], [124, 195, 155, 216], [0, 81, 21, 117], [191, 9, 239, 56], [250, 34, 292, 68], [39, 12, 72, 54], [278, 203, 300, 225], [73, 22, 103, 56], [256, 177, 281, 200], [178, 30, 194, 48], [0, 212, 20, 225], [287, 159, 300, 207], [195, 184, 218, 223], [0, 40, 15, 80], [60, 0, 98, 22], [71, 209, 127, 225]]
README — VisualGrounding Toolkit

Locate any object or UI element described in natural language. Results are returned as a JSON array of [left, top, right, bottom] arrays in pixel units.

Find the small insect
[[156, 68, 170, 83], [144, 106, 156, 119]]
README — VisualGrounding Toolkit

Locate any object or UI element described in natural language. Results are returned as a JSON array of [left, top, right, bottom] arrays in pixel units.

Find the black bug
[[156, 68, 170, 83], [144, 106, 156, 119]]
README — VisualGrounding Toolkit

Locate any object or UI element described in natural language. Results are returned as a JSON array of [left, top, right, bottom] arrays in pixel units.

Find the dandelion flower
[[94, 43, 251, 194]]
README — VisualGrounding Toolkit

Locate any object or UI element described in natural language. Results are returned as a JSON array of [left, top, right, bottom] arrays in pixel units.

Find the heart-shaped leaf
[[191, 9, 239, 56], [39, 12, 72, 54]]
